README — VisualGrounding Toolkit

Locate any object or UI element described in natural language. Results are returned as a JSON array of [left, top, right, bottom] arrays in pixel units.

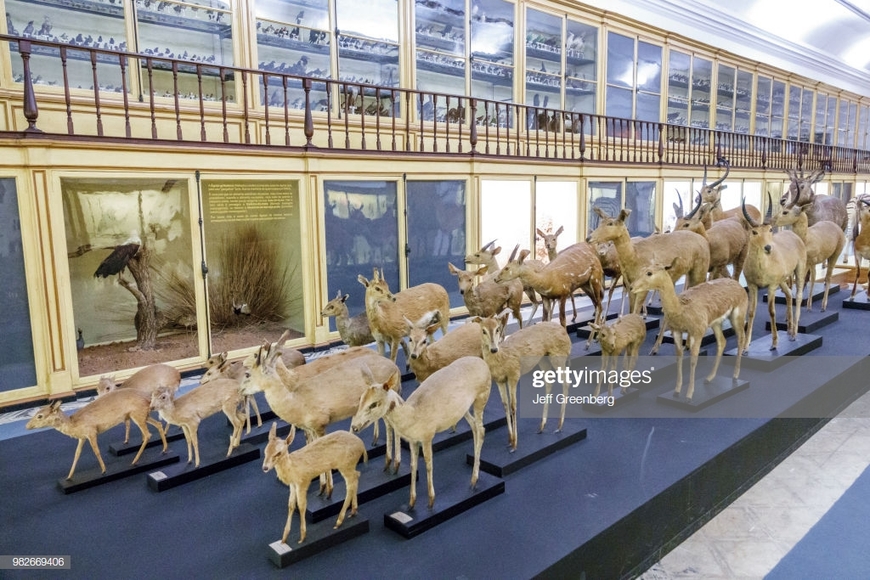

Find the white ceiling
[[580, 0, 870, 97]]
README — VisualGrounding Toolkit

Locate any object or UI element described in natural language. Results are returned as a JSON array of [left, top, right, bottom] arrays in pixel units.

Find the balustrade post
[[18, 40, 42, 133], [469, 99, 478, 153], [303, 78, 315, 148]]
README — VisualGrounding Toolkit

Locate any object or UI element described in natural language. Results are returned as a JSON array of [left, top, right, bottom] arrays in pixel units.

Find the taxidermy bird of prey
[[94, 233, 141, 278]]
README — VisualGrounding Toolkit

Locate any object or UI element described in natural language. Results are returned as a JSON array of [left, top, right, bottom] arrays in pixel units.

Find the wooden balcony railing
[[4, 34, 869, 175]]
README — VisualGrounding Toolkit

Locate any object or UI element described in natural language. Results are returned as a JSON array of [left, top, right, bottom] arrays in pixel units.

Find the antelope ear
[[448, 262, 459, 275], [618, 208, 632, 221], [342, 294, 349, 302], [475, 266, 488, 276], [388, 400, 396, 411], [285, 425, 296, 445], [535, 228, 546, 238], [555, 225, 564, 236], [360, 365, 375, 384], [268, 421, 278, 439], [491, 246, 502, 256], [357, 274, 370, 287], [50, 400, 62, 411]]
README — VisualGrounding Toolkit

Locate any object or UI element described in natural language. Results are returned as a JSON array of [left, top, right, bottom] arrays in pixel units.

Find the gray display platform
[[765, 310, 838, 333], [109, 425, 184, 456], [58, 450, 180, 494], [267, 517, 370, 568], [763, 284, 840, 306], [147, 444, 260, 492], [383, 471, 505, 539], [656, 377, 751, 411], [725, 333, 822, 370], [307, 460, 415, 523], [466, 419, 587, 477], [842, 292, 870, 310]]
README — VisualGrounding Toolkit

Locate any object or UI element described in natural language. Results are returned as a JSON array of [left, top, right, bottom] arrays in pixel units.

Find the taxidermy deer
[[741, 196, 807, 352], [782, 167, 848, 231], [351, 357, 490, 509], [357, 268, 450, 362], [537, 226, 578, 322], [405, 311, 482, 383], [473, 313, 572, 448], [320, 290, 376, 347], [495, 242, 604, 332], [95, 363, 180, 442], [464, 241, 545, 325], [262, 422, 366, 544], [631, 263, 747, 401], [448, 263, 523, 328], [673, 196, 749, 281], [588, 314, 646, 397], [773, 191, 846, 312], [26, 390, 168, 480], [150, 380, 246, 468]]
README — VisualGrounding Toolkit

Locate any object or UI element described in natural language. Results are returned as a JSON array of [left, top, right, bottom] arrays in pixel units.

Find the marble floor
[[639, 388, 870, 579]]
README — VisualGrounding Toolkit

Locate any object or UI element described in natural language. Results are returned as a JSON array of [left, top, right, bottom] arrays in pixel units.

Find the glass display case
[[734, 69, 752, 134], [715, 64, 734, 132], [787, 85, 801, 140], [771, 79, 786, 139], [814, 92, 834, 144], [0, 178, 37, 392], [201, 179, 304, 354], [605, 31, 633, 121], [406, 180, 467, 308], [667, 50, 690, 127], [415, 0, 467, 121], [587, 181, 622, 235], [336, 0, 399, 88], [255, 0, 332, 110], [525, 8, 561, 129], [755, 75, 771, 136], [839, 100, 857, 147], [135, 0, 235, 102], [635, 41, 660, 124], [480, 180, 531, 264], [625, 181, 656, 237], [470, 0, 514, 120], [6, 0, 128, 92], [858, 105, 870, 150], [564, 20, 597, 133], [62, 177, 196, 378], [690, 57, 711, 129]]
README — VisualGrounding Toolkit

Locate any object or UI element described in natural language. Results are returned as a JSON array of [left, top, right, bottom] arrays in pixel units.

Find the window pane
[[0, 178, 36, 391], [471, 0, 514, 66], [406, 181, 467, 308], [636, 42, 661, 93], [625, 182, 656, 237], [667, 50, 690, 125], [606, 32, 634, 88], [336, 0, 397, 42], [567, 20, 597, 81], [690, 58, 712, 129], [323, 180, 399, 321], [535, 181, 578, 260], [606, 85, 633, 119], [588, 181, 623, 236], [415, 0, 465, 57], [480, 180, 532, 265]]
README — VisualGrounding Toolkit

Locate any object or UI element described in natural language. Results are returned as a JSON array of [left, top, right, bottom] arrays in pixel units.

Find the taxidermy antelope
[[240, 340, 402, 473], [741, 196, 807, 351], [697, 159, 762, 225], [26, 391, 168, 480], [782, 167, 848, 231], [405, 311, 482, 383], [473, 313, 571, 448], [357, 268, 450, 362], [95, 363, 180, 442], [674, 196, 749, 281], [351, 357, 490, 509], [537, 226, 578, 322], [773, 192, 846, 312], [631, 263, 747, 401], [262, 422, 366, 544], [495, 242, 604, 331], [320, 291, 376, 347], [465, 241, 544, 325], [448, 263, 523, 328], [588, 314, 646, 397], [850, 197, 870, 300]]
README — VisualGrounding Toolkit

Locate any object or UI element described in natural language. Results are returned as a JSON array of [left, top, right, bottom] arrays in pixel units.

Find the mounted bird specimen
[[93, 232, 141, 279]]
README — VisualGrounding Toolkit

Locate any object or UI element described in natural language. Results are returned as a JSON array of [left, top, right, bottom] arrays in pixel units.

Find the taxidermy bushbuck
[[262, 422, 366, 544], [405, 311, 482, 383], [782, 167, 848, 231], [351, 357, 490, 509], [588, 314, 647, 397], [448, 263, 523, 328], [26, 390, 168, 480], [465, 241, 545, 325]]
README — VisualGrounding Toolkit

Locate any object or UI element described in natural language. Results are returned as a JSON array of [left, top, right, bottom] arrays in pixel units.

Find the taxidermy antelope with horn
[[537, 226, 578, 322], [741, 195, 807, 352], [698, 158, 762, 225], [674, 195, 749, 281], [464, 240, 544, 325], [773, 190, 845, 312], [782, 167, 848, 231]]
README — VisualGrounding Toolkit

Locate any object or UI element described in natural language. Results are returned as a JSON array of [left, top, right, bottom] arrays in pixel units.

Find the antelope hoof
[[672, 391, 681, 399]]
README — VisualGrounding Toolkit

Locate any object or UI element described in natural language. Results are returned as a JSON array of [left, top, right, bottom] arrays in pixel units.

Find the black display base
[[582, 387, 640, 412], [662, 322, 734, 345], [842, 292, 870, 310], [58, 451, 180, 494], [383, 471, 505, 539], [725, 333, 823, 370], [109, 425, 184, 456], [765, 309, 839, 333], [307, 460, 415, 523], [467, 420, 587, 477], [763, 284, 840, 306], [147, 444, 260, 492], [267, 517, 370, 568], [656, 377, 750, 411]]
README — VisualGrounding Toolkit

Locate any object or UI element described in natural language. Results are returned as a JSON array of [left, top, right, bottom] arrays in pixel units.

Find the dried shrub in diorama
[[209, 225, 295, 330], [152, 259, 197, 332]]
